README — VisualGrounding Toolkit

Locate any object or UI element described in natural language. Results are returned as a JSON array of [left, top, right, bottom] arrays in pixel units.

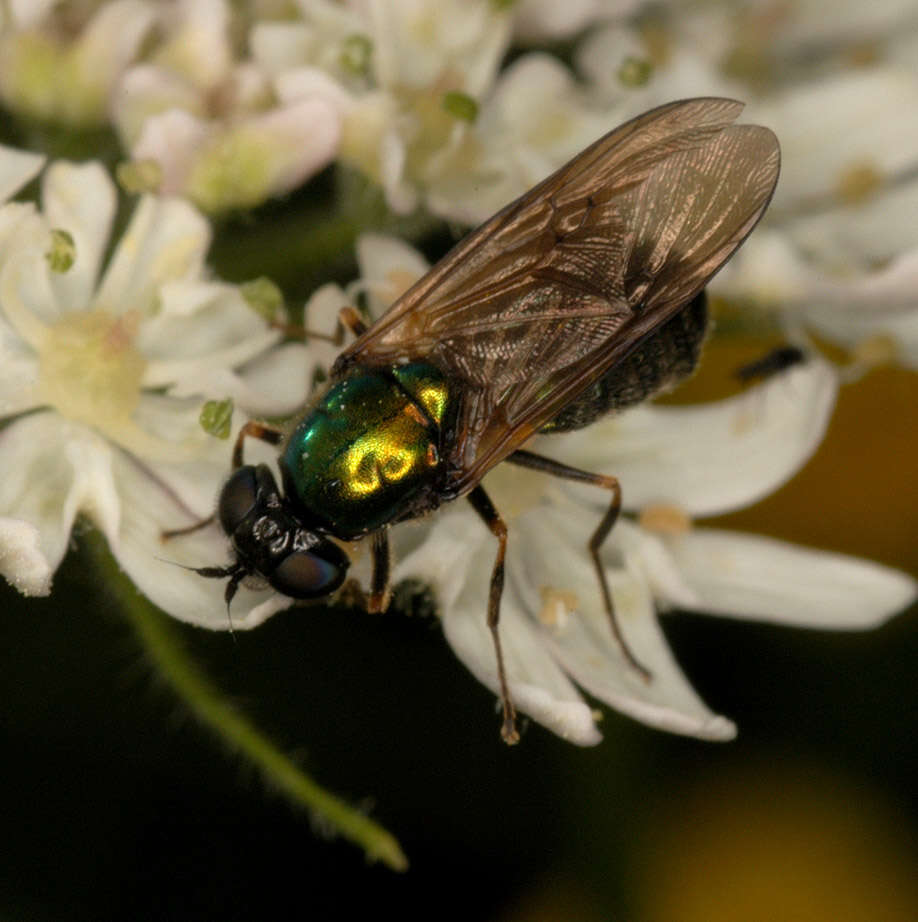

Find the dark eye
[[217, 465, 259, 534], [270, 541, 349, 599]]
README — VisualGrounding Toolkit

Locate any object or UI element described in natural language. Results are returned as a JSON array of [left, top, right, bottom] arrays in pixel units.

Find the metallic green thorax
[[281, 362, 452, 539]]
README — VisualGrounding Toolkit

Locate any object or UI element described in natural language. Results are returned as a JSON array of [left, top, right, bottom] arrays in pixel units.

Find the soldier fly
[[169, 98, 780, 744]]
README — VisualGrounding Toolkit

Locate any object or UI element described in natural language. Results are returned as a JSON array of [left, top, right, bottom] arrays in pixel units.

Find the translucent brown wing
[[334, 98, 780, 496]]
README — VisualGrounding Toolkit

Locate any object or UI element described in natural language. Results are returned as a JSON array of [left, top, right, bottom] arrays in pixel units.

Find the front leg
[[162, 420, 285, 541], [337, 529, 391, 614], [231, 420, 284, 469], [367, 529, 391, 613]]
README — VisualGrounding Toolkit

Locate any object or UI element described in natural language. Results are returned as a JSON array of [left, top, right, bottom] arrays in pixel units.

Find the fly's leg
[[367, 529, 391, 614], [162, 421, 285, 541], [338, 305, 368, 337], [507, 449, 651, 682], [230, 420, 284, 469], [269, 320, 339, 342], [337, 530, 391, 613], [467, 485, 519, 745], [271, 305, 368, 342], [161, 515, 217, 540]]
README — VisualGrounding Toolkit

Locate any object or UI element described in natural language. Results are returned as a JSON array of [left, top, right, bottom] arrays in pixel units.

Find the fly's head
[[201, 463, 350, 607]]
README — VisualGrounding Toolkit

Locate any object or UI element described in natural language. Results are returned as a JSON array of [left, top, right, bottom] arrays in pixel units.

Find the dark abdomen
[[542, 290, 709, 433]]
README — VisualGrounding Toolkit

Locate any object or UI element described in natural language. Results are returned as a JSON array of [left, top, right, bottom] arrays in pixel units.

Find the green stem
[[89, 535, 408, 871]]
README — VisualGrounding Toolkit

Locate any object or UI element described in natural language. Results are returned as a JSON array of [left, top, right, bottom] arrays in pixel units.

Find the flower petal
[[542, 357, 838, 517], [110, 446, 289, 629], [715, 233, 918, 367], [442, 585, 603, 746], [666, 528, 918, 629], [93, 193, 210, 315], [150, 0, 232, 92], [761, 0, 918, 51], [801, 248, 918, 368], [129, 108, 210, 193], [131, 393, 230, 506], [273, 65, 355, 112], [366, 0, 510, 94], [428, 53, 613, 223], [0, 517, 52, 595], [301, 281, 352, 373], [4, 0, 58, 29], [354, 232, 428, 315], [509, 505, 736, 740], [133, 393, 230, 451], [62, 431, 123, 548], [713, 228, 819, 311], [113, 64, 205, 147], [42, 160, 116, 312], [0, 231, 69, 345], [0, 144, 44, 203], [514, 0, 637, 42], [250, 22, 312, 76], [0, 225, 44, 414], [136, 101, 341, 213], [616, 518, 702, 611], [73, 0, 158, 108], [165, 341, 314, 418], [230, 342, 314, 416], [140, 280, 280, 386], [0, 335, 40, 416], [238, 98, 340, 199], [0, 201, 43, 267], [786, 174, 918, 272], [0, 413, 118, 576], [394, 504, 602, 744], [755, 70, 918, 212]]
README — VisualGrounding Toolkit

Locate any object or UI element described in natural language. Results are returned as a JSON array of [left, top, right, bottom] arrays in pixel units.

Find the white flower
[[0, 0, 59, 32], [296, 233, 916, 745], [112, 0, 340, 213], [0, 0, 157, 127], [423, 53, 614, 224], [0, 152, 318, 626], [250, 0, 369, 86], [716, 69, 918, 368], [262, 0, 516, 215], [0, 143, 47, 594], [513, 0, 640, 43], [727, 0, 918, 65], [576, 20, 743, 108]]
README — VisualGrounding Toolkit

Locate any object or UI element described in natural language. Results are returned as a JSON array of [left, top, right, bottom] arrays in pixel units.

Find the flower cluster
[[0, 147, 313, 626]]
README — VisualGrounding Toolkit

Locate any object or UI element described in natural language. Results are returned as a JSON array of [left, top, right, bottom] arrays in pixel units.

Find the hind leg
[[507, 449, 650, 681]]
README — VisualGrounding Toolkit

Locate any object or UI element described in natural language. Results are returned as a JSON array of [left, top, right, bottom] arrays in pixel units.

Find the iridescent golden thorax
[[280, 362, 452, 539]]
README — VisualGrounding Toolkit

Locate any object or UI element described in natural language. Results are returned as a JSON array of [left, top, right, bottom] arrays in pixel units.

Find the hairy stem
[[87, 533, 408, 871]]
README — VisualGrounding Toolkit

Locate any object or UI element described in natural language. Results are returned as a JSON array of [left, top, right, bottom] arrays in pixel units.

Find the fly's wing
[[334, 98, 780, 495]]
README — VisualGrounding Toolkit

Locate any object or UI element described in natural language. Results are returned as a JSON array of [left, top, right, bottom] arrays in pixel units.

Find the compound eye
[[270, 543, 349, 599], [217, 466, 259, 534]]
